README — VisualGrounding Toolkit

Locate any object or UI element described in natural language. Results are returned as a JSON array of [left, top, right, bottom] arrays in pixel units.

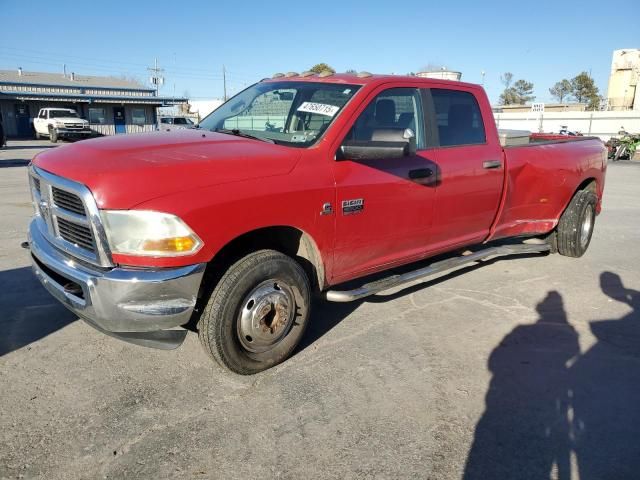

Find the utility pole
[[223, 65, 227, 101], [481, 70, 486, 85], [147, 58, 165, 96]]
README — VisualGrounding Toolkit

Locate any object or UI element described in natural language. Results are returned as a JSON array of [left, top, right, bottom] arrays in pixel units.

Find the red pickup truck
[[28, 73, 607, 374]]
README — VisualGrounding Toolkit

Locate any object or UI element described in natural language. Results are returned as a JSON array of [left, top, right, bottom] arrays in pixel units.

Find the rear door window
[[431, 89, 485, 147]]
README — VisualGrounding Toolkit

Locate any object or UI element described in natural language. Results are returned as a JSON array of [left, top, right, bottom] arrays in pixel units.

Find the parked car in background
[[33, 108, 92, 143], [158, 116, 195, 131], [27, 73, 607, 374]]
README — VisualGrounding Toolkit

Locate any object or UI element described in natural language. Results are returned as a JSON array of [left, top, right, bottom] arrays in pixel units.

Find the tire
[[614, 145, 627, 161], [556, 189, 597, 257], [198, 249, 311, 374], [49, 127, 58, 143], [34, 131, 41, 140]]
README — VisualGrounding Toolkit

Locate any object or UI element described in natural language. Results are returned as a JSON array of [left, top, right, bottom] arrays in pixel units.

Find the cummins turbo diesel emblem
[[342, 198, 364, 215]]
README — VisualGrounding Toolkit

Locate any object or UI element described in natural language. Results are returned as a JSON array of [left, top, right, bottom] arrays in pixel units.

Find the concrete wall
[[494, 110, 640, 141]]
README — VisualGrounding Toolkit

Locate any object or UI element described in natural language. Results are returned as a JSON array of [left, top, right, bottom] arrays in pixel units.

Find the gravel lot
[[1, 139, 639, 480]]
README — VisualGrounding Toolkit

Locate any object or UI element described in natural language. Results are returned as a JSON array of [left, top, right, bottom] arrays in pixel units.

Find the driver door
[[331, 87, 437, 282], [34, 110, 46, 135]]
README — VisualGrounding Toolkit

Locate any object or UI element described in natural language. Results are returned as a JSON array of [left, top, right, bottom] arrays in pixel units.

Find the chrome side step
[[325, 243, 551, 302]]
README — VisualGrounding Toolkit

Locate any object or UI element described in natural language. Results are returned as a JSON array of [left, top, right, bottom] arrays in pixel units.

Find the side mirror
[[338, 128, 416, 161]]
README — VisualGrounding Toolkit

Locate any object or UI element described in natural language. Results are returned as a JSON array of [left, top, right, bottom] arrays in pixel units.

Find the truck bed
[[490, 136, 606, 240]]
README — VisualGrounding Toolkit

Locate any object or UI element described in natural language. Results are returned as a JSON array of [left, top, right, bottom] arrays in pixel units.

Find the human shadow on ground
[[570, 272, 640, 479], [0, 266, 76, 356], [463, 272, 640, 479]]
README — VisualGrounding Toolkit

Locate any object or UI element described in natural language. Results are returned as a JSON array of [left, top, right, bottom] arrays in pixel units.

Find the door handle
[[408, 168, 434, 180], [483, 160, 502, 169]]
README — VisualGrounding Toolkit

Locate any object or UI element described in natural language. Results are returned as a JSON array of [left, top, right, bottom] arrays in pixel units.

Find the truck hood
[[32, 130, 301, 209], [54, 117, 88, 124]]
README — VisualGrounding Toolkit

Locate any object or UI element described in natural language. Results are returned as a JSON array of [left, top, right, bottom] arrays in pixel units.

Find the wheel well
[[577, 177, 597, 194], [200, 226, 325, 299]]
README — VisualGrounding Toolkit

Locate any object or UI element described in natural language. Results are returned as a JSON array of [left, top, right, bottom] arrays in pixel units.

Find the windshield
[[50, 110, 78, 118], [198, 81, 360, 147]]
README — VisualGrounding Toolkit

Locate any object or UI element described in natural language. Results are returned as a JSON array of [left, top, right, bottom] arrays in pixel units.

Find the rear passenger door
[[426, 88, 504, 249]]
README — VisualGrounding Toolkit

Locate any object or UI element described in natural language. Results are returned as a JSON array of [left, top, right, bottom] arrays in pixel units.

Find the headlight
[[101, 210, 203, 257], [54, 121, 64, 127]]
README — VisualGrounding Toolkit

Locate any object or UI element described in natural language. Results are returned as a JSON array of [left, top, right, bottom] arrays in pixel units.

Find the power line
[[0, 46, 259, 80], [0, 47, 260, 100]]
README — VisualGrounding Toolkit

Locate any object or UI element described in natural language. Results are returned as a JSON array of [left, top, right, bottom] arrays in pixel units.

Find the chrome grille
[[29, 166, 113, 267], [57, 218, 95, 252], [52, 187, 86, 216]]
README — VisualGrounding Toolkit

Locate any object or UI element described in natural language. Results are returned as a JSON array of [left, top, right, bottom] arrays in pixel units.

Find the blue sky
[[1, 0, 638, 104]]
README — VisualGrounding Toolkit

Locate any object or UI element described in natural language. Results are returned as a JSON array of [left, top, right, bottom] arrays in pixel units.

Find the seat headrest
[[375, 99, 396, 125], [397, 112, 414, 128]]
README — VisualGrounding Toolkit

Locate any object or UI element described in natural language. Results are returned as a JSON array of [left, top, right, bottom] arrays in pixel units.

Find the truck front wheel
[[49, 127, 58, 143], [556, 188, 598, 257], [198, 249, 311, 374]]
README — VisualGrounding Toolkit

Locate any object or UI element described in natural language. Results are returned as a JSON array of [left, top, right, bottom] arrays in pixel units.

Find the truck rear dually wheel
[[198, 249, 311, 374], [556, 188, 597, 257]]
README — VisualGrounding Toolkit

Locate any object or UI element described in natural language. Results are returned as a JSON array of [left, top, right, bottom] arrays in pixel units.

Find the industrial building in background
[[416, 69, 462, 81], [0, 69, 187, 138], [607, 49, 640, 111]]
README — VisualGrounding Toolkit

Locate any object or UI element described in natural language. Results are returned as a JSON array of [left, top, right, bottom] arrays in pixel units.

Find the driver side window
[[346, 88, 425, 149]]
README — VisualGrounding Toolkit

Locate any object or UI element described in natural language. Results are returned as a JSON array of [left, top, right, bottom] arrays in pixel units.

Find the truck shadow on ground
[[463, 272, 640, 480], [298, 252, 544, 352], [0, 266, 76, 356], [1, 144, 57, 150], [0, 159, 31, 168]]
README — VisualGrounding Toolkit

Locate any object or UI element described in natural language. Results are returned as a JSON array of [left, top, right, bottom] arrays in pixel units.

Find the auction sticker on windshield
[[297, 102, 340, 117]]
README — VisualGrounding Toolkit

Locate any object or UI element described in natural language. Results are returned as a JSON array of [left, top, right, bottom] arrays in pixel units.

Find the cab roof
[[261, 72, 481, 90]]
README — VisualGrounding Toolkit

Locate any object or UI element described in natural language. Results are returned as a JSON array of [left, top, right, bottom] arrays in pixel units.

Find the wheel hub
[[580, 205, 593, 248], [237, 281, 294, 353]]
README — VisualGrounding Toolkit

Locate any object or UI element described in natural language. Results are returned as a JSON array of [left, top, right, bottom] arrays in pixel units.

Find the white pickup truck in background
[[33, 108, 92, 143]]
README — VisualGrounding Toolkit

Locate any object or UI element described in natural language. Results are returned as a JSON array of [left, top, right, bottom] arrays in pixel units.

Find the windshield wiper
[[214, 128, 274, 143]]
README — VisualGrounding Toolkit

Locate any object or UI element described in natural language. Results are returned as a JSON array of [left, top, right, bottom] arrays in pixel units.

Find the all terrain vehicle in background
[[606, 128, 640, 161]]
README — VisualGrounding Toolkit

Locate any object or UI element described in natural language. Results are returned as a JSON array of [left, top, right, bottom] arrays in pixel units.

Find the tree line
[[307, 63, 602, 109], [500, 71, 601, 109]]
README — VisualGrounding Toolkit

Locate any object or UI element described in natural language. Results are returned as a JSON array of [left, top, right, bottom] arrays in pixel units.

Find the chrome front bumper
[[28, 219, 206, 349], [55, 129, 92, 136]]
